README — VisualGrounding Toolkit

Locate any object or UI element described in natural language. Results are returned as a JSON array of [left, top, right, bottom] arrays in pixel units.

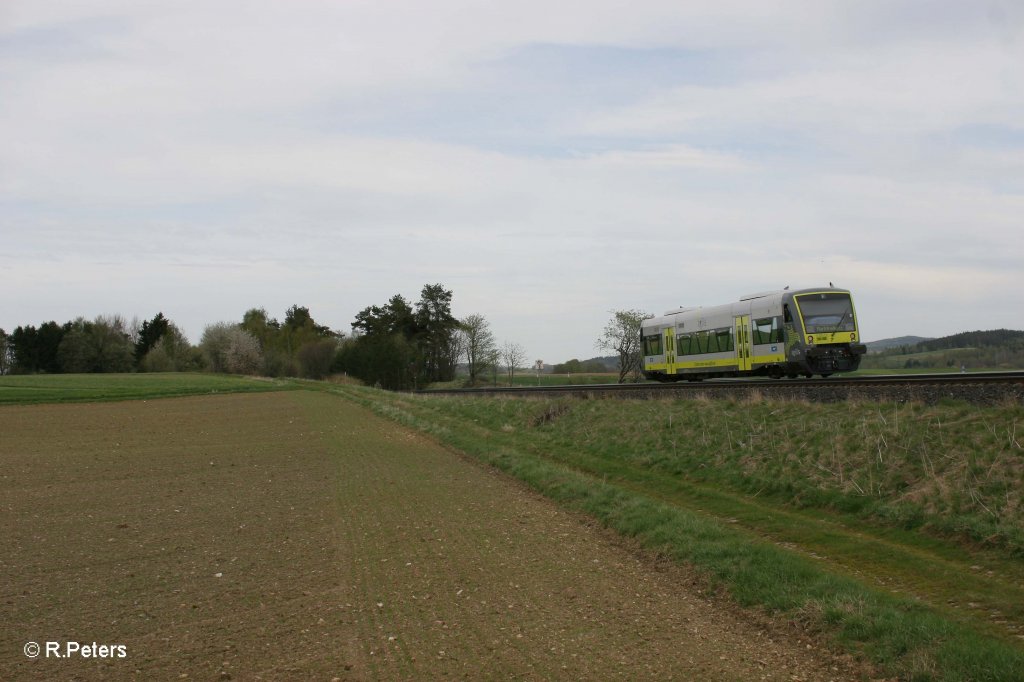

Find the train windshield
[[796, 293, 856, 332]]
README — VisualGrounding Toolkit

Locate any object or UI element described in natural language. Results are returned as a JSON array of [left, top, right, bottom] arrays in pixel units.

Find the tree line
[[550, 358, 612, 374], [0, 287, 651, 386], [0, 284, 540, 389], [0, 314, 201, 376]]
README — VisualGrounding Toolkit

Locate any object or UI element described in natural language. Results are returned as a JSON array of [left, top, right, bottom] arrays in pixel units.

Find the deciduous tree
[[462, 313, 496, 385], [297, 339, 339, 379], [57, 316, 134, 373], [241, 308, 280, 347], [500, 341, 527, 386], [334, 333, 416, 390], [596, 309, 652, 383], [0, 328, 11, 375], [201, 323, 263, 374], [140, 323, 198, 372]]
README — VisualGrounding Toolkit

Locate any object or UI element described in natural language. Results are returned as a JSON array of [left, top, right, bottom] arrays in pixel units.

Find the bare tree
[[445, 327, 466, 381], [461, 313, 496, 384], [500, 341, 527, 386], [0, 328, 11, 375], [596, 309, 652, 383], [127, 315, 141, 349]]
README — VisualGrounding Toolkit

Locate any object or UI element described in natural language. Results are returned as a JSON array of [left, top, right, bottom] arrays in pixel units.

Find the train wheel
[[819, 373, 833, 378]]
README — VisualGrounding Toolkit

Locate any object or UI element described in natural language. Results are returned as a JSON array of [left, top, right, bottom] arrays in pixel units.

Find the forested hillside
[[860, 329, 1024, 370], [864, 336, 932, 352]]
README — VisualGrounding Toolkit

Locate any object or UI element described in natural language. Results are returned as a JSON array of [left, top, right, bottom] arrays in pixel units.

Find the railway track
[[418, 371, 1024, 404]]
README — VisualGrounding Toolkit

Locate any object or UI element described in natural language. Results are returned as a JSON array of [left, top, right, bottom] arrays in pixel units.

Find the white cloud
[[582, 40, 1024, 140], [577, 145, 754, 172], [3, 1, 1023, 358]]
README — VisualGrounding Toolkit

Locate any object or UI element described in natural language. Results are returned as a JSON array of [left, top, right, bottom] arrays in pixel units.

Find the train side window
[[783, 304, 792, 323], [717, 328, 733, 352], [694, 331, 707, 354], [753, 318, 773, 344], [706, 330, 720, 353], [677, 334, 691, 355], [643, 335, 662, 355], [770, 316, 784, 343]]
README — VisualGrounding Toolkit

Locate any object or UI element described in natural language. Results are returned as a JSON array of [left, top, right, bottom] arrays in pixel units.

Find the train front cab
[[783, 289, 867, 377]]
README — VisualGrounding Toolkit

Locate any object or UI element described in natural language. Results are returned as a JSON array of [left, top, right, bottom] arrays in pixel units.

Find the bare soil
[[1, 391, 874, 680]]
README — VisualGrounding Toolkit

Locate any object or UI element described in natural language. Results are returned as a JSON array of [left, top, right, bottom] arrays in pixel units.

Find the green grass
[[323, 384, 1024, 681], [0, 373, 294, 404], [858, 345, 1023, 372], [848, 367, 1003, 375], [563, 397, 1024, 553], [437, 367, 1011, 386]]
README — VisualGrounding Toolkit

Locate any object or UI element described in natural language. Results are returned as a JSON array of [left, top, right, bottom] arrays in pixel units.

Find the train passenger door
[[664, 328, 675, 376], [734, 315, 752, 371]]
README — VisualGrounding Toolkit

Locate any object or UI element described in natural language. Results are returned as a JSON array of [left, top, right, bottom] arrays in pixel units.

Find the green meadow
[[0, 372, 293, 405]]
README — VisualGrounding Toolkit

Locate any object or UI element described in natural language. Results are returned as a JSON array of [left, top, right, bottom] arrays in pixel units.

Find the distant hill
[[860, 329, 1024, 370], [587, 355, 618, 371], [548, 356, 617, 373], [865, 336, 933, 353], [916, 329, 1024, 351]]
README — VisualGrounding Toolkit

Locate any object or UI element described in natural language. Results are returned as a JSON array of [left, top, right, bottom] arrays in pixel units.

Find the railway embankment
[[422, 371, 1024, 405]]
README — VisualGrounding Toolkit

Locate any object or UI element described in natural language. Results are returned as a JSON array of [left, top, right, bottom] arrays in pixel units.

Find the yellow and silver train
[[641, 286, 867, 381]]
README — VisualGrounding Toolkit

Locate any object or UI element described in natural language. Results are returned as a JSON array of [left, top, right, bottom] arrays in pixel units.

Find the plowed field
[[1, 391, 867, 680]]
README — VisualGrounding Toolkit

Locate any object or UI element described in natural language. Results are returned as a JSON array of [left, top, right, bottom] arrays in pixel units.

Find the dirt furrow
[[1, 391, 867, 680]]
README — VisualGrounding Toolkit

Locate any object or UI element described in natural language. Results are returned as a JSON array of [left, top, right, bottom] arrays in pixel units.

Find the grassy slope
[[436, 368, 1011, 387], [324, 384, 1024, 682], [0, 373, 294, 404]]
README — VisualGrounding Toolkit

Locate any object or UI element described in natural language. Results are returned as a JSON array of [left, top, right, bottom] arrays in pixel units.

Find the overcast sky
[[3, 1, 1023, 362]]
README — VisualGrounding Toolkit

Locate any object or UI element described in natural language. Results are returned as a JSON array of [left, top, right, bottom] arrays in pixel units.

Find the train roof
[[643, 286, 851, 330]]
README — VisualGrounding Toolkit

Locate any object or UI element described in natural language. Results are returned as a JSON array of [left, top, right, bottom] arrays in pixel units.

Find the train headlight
[[850, 333, 856, 341], [807, 335, 813, 344]]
